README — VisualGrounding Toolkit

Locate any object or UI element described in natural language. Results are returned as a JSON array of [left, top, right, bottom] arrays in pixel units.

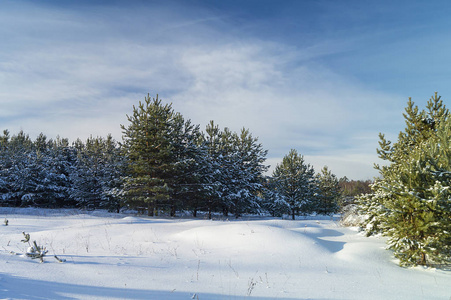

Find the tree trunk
[[147, 203, 154, 216], [420, 252, 427, 266], [170, 205, 176, 217], [223, 206, 229, 217]]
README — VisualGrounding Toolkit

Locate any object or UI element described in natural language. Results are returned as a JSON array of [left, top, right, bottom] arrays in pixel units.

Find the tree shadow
[[301, 226, 346, 253], [0, 273, 328, 300]]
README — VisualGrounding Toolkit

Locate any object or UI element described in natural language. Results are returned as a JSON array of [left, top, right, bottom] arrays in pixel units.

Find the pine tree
[[315, 166, 340, 215], [0, 130, 13, 206], [121, 95, 209, 217], [261, 176, 290, 217], [2, 131, 34, 206], [0, 131, 8, 204], [227, 128, 268, 217], [271, 149, 316, 220], [200, 121, 225, 219], [200, 123, 269, 218], [45, 137, 76, 207], [71, 135, 123, 211], [359, 93, 451, 266], [99, 135, 124, 212], [167, 114, 206, 216], [121, 94, 175, 216], [71, 137, 103, 209]]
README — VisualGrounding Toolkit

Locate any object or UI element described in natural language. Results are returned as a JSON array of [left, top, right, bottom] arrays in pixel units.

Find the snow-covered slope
[[0, 208, 449, 299]]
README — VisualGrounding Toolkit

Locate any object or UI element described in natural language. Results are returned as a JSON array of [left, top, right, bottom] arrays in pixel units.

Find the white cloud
[[0, 1, 408, 179]]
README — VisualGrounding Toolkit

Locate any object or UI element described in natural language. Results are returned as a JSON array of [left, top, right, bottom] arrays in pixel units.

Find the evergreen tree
[[29, 134, 64, 207], [121, 94, 175, 215], [200, 122, 269, 218], [1, 131, 34, 206], [45, 136, 76, 207], [100, 135, 124, 212], [167, 114, 206, 216], [71, 135, 123, 211], [199, 121, 226, 219], [0, 130, 10, 204], [261, 176, 290, 217], [227, 128, 269, 217], [271, 149, 316, 220], [71, 137, 103, 209], [121, 94, 204, 216], [315, 166, 340, 215], [359, 93, 451, 266]]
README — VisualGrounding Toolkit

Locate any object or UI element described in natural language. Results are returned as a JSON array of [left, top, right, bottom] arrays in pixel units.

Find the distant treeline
[[0, 94, 371, 218]]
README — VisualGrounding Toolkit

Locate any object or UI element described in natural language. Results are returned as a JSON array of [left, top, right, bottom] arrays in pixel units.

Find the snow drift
[[0, 208, 449, 299]]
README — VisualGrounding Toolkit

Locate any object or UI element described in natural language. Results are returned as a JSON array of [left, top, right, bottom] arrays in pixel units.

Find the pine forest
[[1, 93, 450, 267], [0, 94, 341, 218]]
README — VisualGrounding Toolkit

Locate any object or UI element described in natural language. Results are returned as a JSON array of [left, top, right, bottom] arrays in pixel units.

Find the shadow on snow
[[0, 273, 328, 300]]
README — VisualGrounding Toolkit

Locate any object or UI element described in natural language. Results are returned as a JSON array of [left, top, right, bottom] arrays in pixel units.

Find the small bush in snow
[[21, 232, 48, 263], [340, 204, 366, 227]]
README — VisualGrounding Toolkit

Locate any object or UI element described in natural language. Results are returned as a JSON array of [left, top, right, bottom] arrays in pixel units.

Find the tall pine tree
[[121, 94, 175, 215], [359, 93, 451, 266], [315, 166, 340, 215], [271, 149, 316, 220]]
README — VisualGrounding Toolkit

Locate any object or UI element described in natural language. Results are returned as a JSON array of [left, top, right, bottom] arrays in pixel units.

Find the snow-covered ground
[[0, 208, 449, 300]]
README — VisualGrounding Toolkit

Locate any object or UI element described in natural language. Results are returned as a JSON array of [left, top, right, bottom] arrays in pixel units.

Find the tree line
[[0, 131, 123, 211], [3, 92, 447, 266], [0, 94, 366, 218]]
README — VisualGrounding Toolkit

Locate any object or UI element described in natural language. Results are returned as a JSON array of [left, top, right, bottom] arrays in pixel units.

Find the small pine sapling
[[21, 232, 48, 263], [21, 232, 30, 244], [26, 241, 48, 263]]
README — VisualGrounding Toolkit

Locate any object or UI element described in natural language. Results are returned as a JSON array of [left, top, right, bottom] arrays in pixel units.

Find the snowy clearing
[[0, 208, 449, 300]]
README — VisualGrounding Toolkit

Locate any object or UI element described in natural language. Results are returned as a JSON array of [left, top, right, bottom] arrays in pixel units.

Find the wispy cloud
[[0, 1, 413, 179]]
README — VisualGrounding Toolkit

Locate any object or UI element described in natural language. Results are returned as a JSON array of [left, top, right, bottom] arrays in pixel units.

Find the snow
[[0, 208, 450, 300]]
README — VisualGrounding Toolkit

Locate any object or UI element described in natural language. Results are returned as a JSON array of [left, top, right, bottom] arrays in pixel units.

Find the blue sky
[[1, 0, 451, 179]]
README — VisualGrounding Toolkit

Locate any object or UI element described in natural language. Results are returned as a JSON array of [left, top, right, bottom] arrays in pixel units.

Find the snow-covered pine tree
[[1, 131, 34, 206], [167, 114, 206, 216], [43, 136, 75, 207], [0, 130, 9, 172], [315, 166, 340, 215], [0, 130, 12, 205], [260, 176, 290, 217], [121, 94, 174, 215], [26, 133, 67, 207], [217, 126, 236, 216], [227, 128, 268, 217], [0, 130, 13, 205], [271, 149, 316, 220], [358, 93, 451, 266], [178, 135, 210, 218], [421, 117, 451, 265], [71, 135, 123, 211], [200, 123, 269, 218], [200, 121, 225, 219], [99, 135, 124, 212], [18, 148, 46, 207], [71, 137, 104, 209]]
